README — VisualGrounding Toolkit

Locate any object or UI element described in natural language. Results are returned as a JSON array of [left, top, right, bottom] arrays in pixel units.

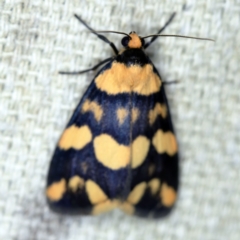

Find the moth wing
[[120, 67, 179, 218], [46, 61, 132, 215]]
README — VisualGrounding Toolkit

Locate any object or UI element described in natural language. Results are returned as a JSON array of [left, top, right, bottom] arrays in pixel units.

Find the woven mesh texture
[[1, 0, 240, 239]]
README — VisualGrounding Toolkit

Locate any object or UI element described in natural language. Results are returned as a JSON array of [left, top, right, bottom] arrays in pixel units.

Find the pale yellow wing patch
[[94, 134, 150, 170], [148, 103, 167, 125], [116, 107, 128, 125], [85, 180, 123, 215], [131, 136, 150, 168], [118, 181, 147, 215], [148, 178, 161, 195], [58, 125, 92, 150], [116, 107, 139, 125], [92, 200, 120, 215], [82, 99, 103, 122], [85, 180, 108, 204], [46, 179, 66, 201], [95, 62, 161, 95], [68, 176, 85, 192], [94, 134, 130, 170], [160, 183, 177, 207], [119, 201, 135, 215], [152, 130, 177, 156], [131, 108, 140, 123], [127, 182, 147, 204]]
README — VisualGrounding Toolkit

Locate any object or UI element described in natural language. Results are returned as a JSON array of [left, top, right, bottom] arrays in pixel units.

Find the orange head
[[121, 32, 145, 49]]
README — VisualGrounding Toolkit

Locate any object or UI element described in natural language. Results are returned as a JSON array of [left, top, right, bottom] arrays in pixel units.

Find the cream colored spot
[[86, 180, 108, 204], [148, 103, 167, 125], [116, 108, 128, 125], [58, 125, 92, 150], [95, 62, 161, 95], [119, 202, 135, 215], [152, 130, 177, 156], [131, 108, 140, 123], [92, 200, 120, 215], [94, 134, 130, 170], [128, 33, 142, 48], [68, 176, 85, 192], [82, 99, 103, 122], [127, 182, 147, 204], [148, 178, 161, 195], [46, 179, 66, 201], [131, 136, 150, 168], [160, 183, 177, 207]]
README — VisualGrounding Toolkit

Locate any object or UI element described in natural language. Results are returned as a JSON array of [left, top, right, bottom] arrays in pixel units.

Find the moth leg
[[59, 57, 112, 75], [144, 12, 176, 49], [74, 14, 119, 55]]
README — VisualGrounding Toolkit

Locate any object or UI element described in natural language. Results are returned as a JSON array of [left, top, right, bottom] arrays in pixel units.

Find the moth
[[46, 13, 212, 217]]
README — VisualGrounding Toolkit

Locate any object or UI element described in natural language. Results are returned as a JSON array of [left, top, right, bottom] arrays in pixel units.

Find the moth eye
[[121, 36, 130, 47]]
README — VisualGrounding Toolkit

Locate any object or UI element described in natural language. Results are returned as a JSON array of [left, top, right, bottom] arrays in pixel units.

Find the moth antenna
[[142, 34, 214, 42], [96, 31, 131, 38]]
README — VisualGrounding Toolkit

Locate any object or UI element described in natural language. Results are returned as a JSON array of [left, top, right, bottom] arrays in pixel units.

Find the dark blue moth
[[46, 13, 179, 218]]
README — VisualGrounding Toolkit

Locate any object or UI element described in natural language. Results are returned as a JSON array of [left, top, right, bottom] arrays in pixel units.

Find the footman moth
[[46, 13, 213, 217]]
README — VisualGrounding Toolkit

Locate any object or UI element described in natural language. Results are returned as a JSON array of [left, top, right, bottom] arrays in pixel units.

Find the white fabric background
[[0, 0, 239, 239]]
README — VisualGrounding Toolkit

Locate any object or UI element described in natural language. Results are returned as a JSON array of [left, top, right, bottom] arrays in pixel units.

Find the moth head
[[121, 32, 145, 49]]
